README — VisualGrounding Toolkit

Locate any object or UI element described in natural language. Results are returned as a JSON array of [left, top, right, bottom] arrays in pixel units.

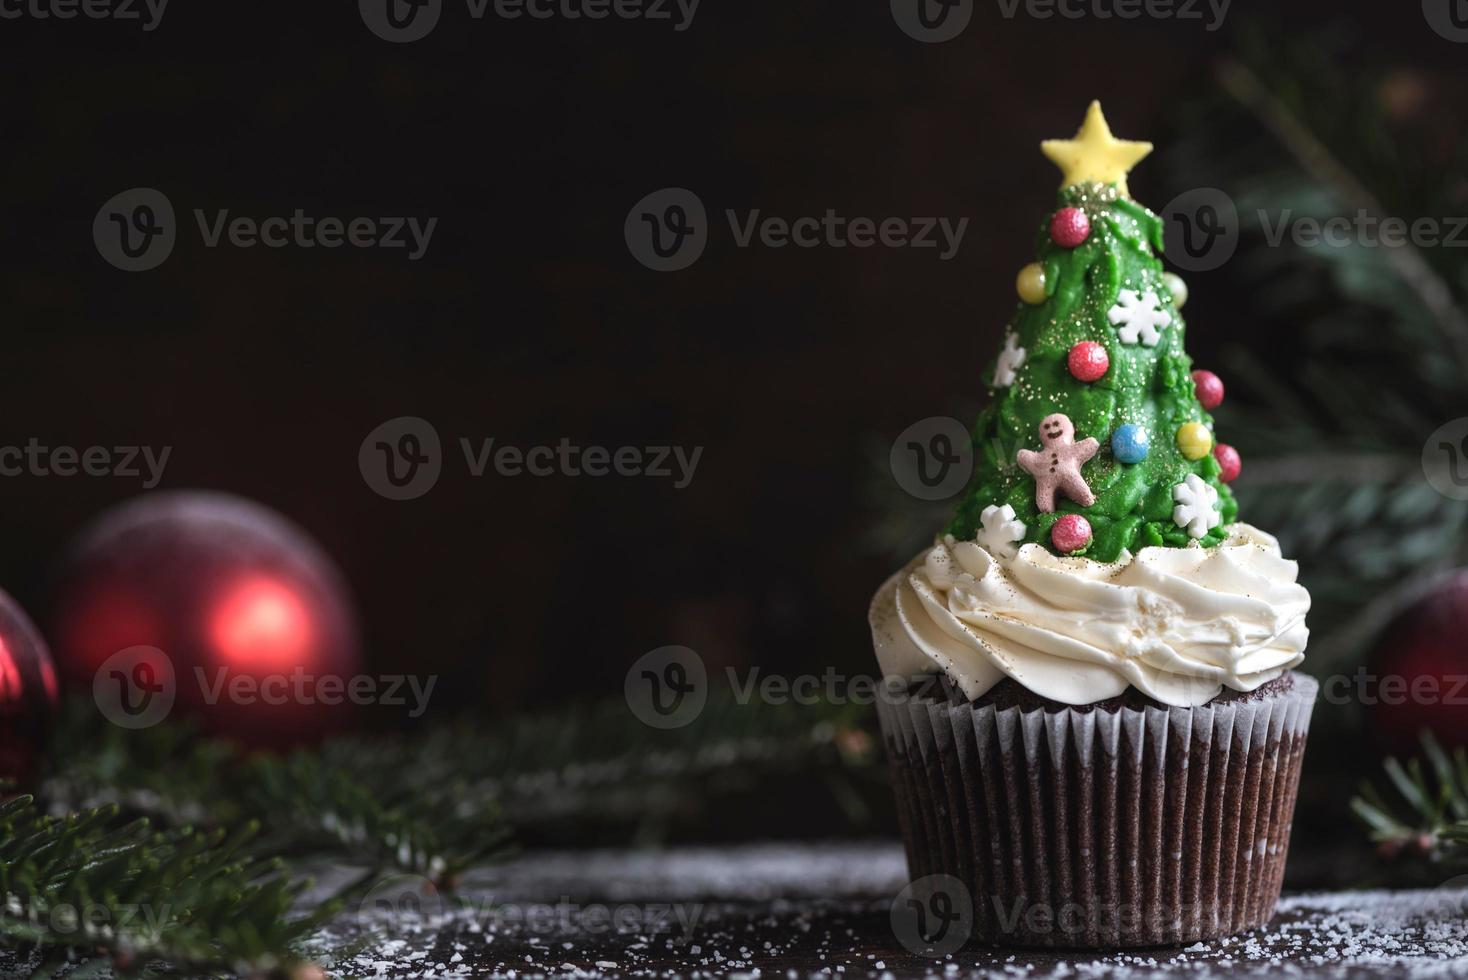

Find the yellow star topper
[[1041, 101, 1153, 197]]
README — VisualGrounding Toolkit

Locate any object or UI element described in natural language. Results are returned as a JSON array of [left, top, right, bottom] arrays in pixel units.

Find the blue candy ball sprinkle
[[1112, 424, 1149, 464]]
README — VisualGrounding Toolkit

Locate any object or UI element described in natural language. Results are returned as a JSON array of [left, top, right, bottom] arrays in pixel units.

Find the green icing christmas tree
[[947, 102, 1239, 563]]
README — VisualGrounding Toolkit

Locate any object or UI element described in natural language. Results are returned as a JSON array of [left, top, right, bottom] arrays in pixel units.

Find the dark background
[[0, 0, 1459, 733]]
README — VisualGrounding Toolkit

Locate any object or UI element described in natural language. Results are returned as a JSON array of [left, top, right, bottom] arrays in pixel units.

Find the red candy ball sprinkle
[[1050, 208, 1091, 248], [1051, 514, 1092, 553], [1067, 341, 1109, 382], [1192, 369, 1225, 410], [1214, 443, 1241, 483]]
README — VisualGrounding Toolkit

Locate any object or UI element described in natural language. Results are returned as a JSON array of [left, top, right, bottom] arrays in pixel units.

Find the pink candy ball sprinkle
[[1050, 207, 1091, 248], [1051, 514, 1092, 553], [1067, 341, 1110, 382], [1192, 369, 1225, 410], [1214, 443, 1242, 483]]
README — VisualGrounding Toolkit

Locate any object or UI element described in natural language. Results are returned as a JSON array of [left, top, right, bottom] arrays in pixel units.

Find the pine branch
[[1148, 29, 1468, 662], [1216, 58, 1468, 382], [0, 793, 330, 977], [41, 699, 515, 894], [314, 687, 881, 842], [44, 685, 878, 864], [1352, 732, 1468, 864]]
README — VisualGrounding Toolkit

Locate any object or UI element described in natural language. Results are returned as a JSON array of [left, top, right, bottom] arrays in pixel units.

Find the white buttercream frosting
[[868, 523, 1309, 708]]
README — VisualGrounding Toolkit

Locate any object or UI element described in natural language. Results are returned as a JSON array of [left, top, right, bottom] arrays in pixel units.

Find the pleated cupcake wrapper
[[877, 675, 1316, 949]]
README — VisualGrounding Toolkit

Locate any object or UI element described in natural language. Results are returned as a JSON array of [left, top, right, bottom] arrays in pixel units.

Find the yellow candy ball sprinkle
[[1176, 422, 1213, 460], [1162, 271, 1188, 309], [1016, 263, 1047, 305]]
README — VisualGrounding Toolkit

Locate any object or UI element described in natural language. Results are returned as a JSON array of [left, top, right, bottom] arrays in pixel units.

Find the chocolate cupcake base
[[876, 672, 1316, 949]]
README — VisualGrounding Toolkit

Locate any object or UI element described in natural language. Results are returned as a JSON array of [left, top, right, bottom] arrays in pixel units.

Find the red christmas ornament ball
[[50, 491, 361, 747], [1214, 443, 1241, 483], [1366, 571, 1468, 754], [1067, 341, 1110, 382], [1192, 369, 1225, 410], [1050, 208, 1091, 248], [0, 591, 58, 787], [1051, 515, 1092, 553]]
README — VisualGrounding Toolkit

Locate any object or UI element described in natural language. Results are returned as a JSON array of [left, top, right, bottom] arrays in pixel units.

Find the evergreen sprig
[[44, 683, 877, 856], [16, 668, 878, 972], [1352, 732, 1468, 864], [41, 698, 515, 894], [326, 687, 880, 844], [1156, 32, 1468, 672], [0, 793, 330, 977]]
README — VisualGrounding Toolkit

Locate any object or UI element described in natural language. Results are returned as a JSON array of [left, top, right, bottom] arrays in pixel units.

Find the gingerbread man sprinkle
[[1016, 413, 1099, 513]]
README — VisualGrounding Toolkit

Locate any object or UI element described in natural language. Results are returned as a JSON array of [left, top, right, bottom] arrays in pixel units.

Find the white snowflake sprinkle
[[992, 332, 1026, 387], [1172, 473, 1221, 538], [1108, 288, 1170, 347], [976, 504, 1027, 560]]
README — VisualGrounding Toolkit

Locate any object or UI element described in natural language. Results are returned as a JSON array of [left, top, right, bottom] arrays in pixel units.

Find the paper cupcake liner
[[876, 673, 1316, 949]]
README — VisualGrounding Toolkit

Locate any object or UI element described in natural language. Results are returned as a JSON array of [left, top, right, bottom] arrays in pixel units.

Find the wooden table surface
[[312, 842, 1468, 978]]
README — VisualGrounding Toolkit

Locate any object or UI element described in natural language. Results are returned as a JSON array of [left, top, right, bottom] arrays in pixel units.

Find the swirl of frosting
[[868, 523, 1309, 707]]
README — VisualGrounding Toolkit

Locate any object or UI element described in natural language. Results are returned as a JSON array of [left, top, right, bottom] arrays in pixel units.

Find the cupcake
[[870, 102, 1315, 949]]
